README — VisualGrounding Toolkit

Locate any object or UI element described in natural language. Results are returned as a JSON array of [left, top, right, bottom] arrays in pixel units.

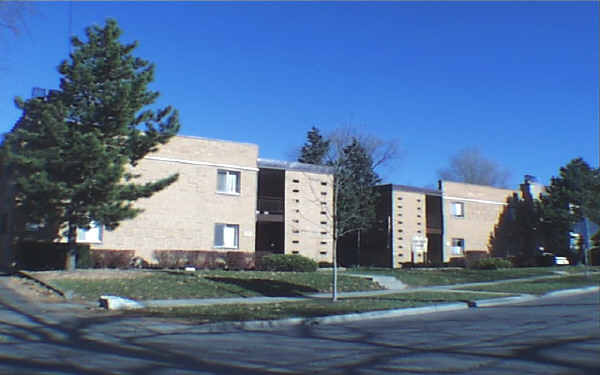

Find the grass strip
[[47, 270, 383, 301], [348, 266, 599, 287], [131, 291, 506, 322], [455, 274, 600, 295]]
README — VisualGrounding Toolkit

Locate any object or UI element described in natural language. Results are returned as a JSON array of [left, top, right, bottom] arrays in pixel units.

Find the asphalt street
[[1, 274, 599, 375]]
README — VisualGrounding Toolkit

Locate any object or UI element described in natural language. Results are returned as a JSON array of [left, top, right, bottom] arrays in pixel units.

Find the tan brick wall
[[284, 170, 334, 263], [92, 136, 258, 262], [391, 190, 428, 267], [441, 181, 517, 262]]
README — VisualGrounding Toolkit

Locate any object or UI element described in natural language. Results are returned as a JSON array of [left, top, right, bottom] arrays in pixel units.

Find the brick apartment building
[[0, 135, 335, 267], [359, 181, 517, 268]]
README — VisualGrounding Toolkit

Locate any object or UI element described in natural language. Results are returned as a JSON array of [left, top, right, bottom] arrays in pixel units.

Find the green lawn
[[348, 266, 599, 287], [47, 270, 383, 301], [455, 274, 600, 295], [132, 291, 505, 323]]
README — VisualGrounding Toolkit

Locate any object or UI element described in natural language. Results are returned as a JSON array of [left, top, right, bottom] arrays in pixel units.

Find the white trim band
[[444, 196, 508, 206], [145, 156, 259, 172]]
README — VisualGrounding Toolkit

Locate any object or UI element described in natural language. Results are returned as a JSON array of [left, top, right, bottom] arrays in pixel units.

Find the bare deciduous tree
[[437, 147, 511, 188], [0, 1, 29, 36], [326, 126, 400, 173]]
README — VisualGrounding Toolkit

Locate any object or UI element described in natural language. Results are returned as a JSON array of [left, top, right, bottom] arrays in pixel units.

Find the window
[[452, 202, 464, 217], [214, 224, 239, 248], [451, 238, 465, 255], [77, 222, 103, 243], [217, 170, 240, 194]]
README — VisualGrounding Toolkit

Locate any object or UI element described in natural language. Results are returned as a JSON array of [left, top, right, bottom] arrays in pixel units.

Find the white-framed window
[[77, 222, 103, 243], [452, 202, 464, 217], [217, 170, 240, 194], [451, 238, 465, 255], [214, 223, 239, 249]]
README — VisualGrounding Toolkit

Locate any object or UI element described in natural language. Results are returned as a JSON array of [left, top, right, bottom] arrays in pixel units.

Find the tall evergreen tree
[[3, 19, 180, 270], [335, 138, 381, 237], [298, 126, 330, 165], [540, 158, 600, 262]]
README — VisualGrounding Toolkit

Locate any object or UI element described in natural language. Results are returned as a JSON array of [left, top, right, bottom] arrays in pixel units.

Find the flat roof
[[258, 158, 334, 175], [378, 184, 442, 196]]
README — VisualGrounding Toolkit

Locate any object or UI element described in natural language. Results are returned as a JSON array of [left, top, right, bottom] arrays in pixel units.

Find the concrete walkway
[[98, 271, 596, 310]]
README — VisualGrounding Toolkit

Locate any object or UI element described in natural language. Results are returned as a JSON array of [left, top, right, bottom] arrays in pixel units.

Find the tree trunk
[[65, 222, 77, 271], [332, 178, 339, 302]]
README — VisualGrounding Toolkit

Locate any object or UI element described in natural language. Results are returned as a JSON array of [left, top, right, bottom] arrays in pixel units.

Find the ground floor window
[[77, 222, 103, 243], [451, 238, 464, 255], [214, 223, 239, 249]]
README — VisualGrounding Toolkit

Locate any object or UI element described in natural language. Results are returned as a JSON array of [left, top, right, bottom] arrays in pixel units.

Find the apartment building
[[0, 135, 335, 267], [256, 160, 334, 264], [359, 185, 442, 268], [359, 181, 517, 268], [441, 180, 517, 263]]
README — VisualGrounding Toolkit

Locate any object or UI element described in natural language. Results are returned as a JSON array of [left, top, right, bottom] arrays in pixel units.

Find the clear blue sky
[[1, 1, 598, 189]]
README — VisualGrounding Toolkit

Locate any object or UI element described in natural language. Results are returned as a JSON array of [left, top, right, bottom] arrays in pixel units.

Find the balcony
[[257, 196, 284, 222], [257, 196, 284, 215]]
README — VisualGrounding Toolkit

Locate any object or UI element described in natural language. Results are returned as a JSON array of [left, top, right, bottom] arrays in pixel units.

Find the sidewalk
[[5, 269, 599, 324], [97, 272, 598, 310]]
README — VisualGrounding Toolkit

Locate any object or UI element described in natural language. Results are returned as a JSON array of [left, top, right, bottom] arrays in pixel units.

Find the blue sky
[[1, 1, 598, 189]]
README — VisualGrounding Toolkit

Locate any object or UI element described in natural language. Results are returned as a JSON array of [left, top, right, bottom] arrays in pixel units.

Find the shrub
[[257, 254, 317, 272], [129, 256, 150, 269], [318, 261, 334, 268], [465, 250, 488, 268], [152, 250, 254, 270], [226, 251, 255, 270], [590, 248, 600, 266], [16, 241, 91, 270], [90, 250, 135, 269], [469, 257, 513, 270], [447, 257, 466, 267]]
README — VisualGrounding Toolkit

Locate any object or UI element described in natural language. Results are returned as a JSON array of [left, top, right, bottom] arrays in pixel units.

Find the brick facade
[[440, 181, 517, 263]]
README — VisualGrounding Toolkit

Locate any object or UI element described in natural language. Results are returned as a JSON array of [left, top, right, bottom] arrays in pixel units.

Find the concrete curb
[[192, 287, 600, 332], [543, 285, 599, 298]]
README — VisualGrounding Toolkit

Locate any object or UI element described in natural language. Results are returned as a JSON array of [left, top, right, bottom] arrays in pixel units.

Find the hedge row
[[14, 243, 318, 271]]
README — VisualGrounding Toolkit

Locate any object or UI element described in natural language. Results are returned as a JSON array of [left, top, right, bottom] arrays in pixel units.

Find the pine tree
[[298, 126, 330, 165], [540, 158, 600, 261], [3, 19, 180, 270], [335, 138, 381, 237]]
